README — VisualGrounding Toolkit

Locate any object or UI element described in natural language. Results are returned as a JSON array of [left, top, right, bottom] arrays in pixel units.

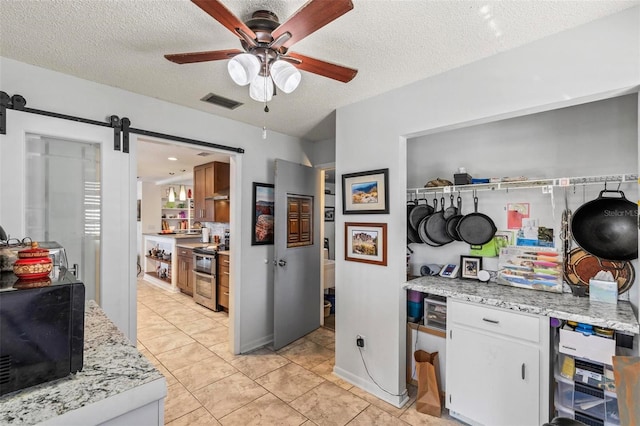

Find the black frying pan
[[571, 189, 638, 261], [418, 198, 443, 247], [425, 196, 453, 245], [444, 194, 458, 219], [409, 198, 434, 232], [407, 198, 421, 244], [445, 196, 464, 241], [456, 195, 497, 246]]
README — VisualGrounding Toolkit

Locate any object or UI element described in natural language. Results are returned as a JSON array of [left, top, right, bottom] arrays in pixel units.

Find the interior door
[[0, 109, 135, 338], [273, 159, 321, 350]]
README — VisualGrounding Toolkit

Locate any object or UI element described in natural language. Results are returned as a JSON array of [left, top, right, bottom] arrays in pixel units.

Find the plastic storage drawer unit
[[557, 380, 620, 425]]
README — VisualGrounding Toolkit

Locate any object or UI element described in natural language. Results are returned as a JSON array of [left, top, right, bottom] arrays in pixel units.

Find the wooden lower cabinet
[[217, 253, 229, 310], [176, 248, 193, 296]]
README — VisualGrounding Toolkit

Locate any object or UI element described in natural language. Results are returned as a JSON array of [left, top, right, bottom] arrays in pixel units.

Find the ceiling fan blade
[[165, 49, 243, 64], [287, 52, 357, 83], [271, 0, 353, 49], [191, 0, 257, 40]]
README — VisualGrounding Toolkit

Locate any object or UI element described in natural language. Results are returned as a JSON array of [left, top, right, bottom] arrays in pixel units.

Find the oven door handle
[[193, 270, 216, 279]]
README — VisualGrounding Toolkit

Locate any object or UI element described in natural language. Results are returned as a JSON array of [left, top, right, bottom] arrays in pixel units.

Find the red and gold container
[[13, 242, 52, 280]]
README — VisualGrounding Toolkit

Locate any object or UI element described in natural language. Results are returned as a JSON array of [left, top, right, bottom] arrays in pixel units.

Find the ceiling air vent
[[201, 93, 243, 110], [197, 152, 212, 157]]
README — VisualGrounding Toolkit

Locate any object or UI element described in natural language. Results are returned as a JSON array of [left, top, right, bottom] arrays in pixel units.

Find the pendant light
[[179, 185, 187, 201], [168, 187, 176, 203]]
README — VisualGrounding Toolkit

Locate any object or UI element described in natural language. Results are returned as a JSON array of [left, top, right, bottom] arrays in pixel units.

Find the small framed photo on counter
[[460, 255, 482, 279]]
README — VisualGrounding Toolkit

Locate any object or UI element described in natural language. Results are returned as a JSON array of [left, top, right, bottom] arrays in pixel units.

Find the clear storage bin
[[423, 297, 446, 331]]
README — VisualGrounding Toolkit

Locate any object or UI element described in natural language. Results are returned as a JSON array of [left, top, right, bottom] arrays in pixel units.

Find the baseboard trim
[[240, 334, 273, 354], [333, 366, 410, 408]]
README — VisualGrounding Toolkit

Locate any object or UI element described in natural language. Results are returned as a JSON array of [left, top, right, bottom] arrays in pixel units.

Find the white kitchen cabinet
[[446, 299, 549, 426]]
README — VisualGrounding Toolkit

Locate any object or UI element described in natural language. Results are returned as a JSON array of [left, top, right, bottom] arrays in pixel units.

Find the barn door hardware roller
[[0, 92, 26, 135]]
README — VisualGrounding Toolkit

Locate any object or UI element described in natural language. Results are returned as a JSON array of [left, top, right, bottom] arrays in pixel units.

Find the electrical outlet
[[356, 335, 365, 349]]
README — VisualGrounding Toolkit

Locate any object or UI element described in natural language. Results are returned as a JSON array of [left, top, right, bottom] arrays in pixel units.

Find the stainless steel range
[[192, 246, 218, 311]]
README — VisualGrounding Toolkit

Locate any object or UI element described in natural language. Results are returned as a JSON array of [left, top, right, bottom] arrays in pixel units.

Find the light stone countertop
[[0, 301, 165, 425], [176, 242, 213, 249], [143, 233, 202, 240], [405, 276, 639, 334]]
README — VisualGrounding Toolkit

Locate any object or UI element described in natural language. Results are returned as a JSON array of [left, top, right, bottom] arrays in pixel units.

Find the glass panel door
[[25, 134, 100, 302]]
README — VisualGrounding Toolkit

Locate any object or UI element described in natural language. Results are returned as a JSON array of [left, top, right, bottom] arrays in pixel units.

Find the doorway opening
[[321, 167, 336, 331]]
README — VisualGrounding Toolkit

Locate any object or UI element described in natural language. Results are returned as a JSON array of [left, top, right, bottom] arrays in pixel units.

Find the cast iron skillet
[[444, 194, 458, 219], [418, 198, 444, 247], [409, 197, 434, 231], [425, 196, 453, 245], [456, 195, 497, 246], [571, 189, 638, 261], [406, 199, 421, 244], [445, 196, 464, 241]]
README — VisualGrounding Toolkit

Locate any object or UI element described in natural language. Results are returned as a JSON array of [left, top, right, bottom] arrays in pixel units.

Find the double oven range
[[192, 246, 219, 311]]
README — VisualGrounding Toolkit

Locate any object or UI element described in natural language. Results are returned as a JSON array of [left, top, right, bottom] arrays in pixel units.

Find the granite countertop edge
[[404, 276, 639, 334], [0, 301, 164, 425], [143, 233, 202, 240]]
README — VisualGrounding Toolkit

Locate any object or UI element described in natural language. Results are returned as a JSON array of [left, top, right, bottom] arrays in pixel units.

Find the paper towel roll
[[201, 228, 210, 243]]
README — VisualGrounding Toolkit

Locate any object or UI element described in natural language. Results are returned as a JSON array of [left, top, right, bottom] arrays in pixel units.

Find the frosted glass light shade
[[227, 53, 261, 86], [249, 75, 274, 102], [168, 187, 176, 203], [178, 185, 186, 201], [270, 60, 301, 94]]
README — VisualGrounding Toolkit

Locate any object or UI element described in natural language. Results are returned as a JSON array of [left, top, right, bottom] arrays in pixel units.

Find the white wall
[[311, 137, 336, 166], [0, 57, 313, 352], [334, 7, 639, 406]]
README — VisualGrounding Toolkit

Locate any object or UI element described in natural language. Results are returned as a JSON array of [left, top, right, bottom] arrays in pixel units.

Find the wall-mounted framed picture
[[252, 182, 274, 245], [324, 207, 335, 222], [342, 168, 389, 214], [344, 222, 387, 266], [460, 255, 482, 279]]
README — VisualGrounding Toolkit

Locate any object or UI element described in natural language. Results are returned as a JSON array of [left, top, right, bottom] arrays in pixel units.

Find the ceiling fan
[[165, 0, 358, 103]]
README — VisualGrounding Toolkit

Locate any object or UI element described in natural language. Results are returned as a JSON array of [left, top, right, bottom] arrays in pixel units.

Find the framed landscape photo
[[252, 182, 274, 245], [460, 255, 482, 279], [344, 222, 387, 266], [342, 168, 389, 214]]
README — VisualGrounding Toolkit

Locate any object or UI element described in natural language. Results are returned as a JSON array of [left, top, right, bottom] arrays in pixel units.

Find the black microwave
[[0, 271, 85, 396]]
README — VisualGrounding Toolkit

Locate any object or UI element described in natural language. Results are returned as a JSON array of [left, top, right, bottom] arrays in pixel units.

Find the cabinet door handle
[[521, 363, 525, 380], [223, 260, 230, 264], [482, 318, 499, 324], [223, 292, 229, 296], [224, 271, 230, 275]]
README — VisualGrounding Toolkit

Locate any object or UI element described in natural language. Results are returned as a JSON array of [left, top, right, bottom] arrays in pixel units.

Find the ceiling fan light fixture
[[249, 75, 274, 102], [227, 53, 261, 86], [270, 60, 301, 94]]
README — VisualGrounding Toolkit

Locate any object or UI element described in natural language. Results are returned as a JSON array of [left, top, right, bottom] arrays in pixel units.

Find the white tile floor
[[136, 279, 459, 425]]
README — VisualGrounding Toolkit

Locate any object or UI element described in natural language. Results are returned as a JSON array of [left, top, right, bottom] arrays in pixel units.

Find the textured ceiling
[[1, 0, 636, 144]]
